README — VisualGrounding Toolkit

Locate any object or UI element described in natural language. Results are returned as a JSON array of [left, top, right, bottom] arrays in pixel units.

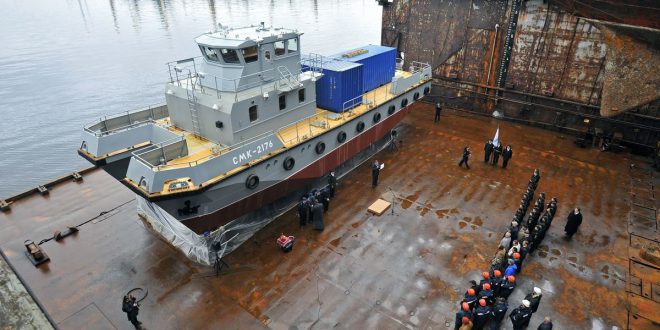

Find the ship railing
[[409, 61, 431, 75], [166, 57, 304, 102], [276, 111, 335, 146], [342, 80, 394, 113], [300, 53, 325, 74], [133, 130, 276, 171], [84, 103, 169, 137], [132, 135, 187, 168]]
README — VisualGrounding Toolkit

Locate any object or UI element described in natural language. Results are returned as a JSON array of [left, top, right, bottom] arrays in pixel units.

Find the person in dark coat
[[491, 144, 502, 165], [298, 197, 308, 228], [371, 160, 381, 188], [537, 317, 553, 330], [484, 140, 494, 163], [502, 145, 513, 168], [320, 187, 330, 213], [122, 295, 142, 329], [458, 147, 471, 169], [489, 297, 508, 330], [499, 276, 516, 299], [454, 302, 473, 330], [524, 287, 543, 313], [327, 171, 337, 198], [473, 299, 491, 330], [307, 197, 315, 224], [312, 202, 324, 231], [564, 208, 583, 238], [509, 300, 533, 330], [434, 102, 442, 123]]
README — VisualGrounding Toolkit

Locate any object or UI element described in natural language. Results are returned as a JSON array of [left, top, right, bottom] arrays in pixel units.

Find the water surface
[[0, 0, 382, 197]]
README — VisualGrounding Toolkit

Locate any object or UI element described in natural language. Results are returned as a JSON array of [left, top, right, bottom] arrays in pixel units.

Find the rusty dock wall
[[381, 0, 660, 151]]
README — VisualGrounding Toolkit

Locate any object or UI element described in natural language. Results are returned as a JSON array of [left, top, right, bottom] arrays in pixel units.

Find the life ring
[[356, 121, 365, 133], [413, 92, 420, 100], [283, 157, 295, 170], [315, 141, 325, 154], [388, 105, 396, 115], [246, 174, 259, 189], [337, 131, 347, 143], [423, 86, 430, 95], [401, 98, 408, 108], [373, 112, 381, 123]]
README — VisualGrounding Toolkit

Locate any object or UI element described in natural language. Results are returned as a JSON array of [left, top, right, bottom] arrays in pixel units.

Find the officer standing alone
[[371, 160, 381, 188], [434, 102, 442, 123], [458, 147, 471, 169]]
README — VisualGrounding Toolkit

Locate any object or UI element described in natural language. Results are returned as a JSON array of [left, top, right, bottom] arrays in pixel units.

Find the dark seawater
[[0, 0, 382, 197]]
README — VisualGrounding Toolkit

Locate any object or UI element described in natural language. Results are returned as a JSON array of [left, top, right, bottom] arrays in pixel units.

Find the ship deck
[[1, 103, 658, 329], [156, 71, 415, 172]]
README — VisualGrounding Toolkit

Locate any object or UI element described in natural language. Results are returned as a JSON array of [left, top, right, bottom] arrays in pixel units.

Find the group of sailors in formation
[[297, 171, 337, 231], [456, 169, 557, 330]]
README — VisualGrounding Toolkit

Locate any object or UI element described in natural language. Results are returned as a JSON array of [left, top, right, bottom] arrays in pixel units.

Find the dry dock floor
[[1, 104, 658, 329]]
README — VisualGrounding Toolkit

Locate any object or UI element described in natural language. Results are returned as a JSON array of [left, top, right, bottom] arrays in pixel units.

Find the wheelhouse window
[[249, 105, 258, 122], [242, 46, 258, 63], [274, 41, 286, 56], [220, 48, 240, 64], [287, 38, 298, 53], [201, 46, 219, 62], [298, 88, 305, 102], [279, 94, 286, 110]]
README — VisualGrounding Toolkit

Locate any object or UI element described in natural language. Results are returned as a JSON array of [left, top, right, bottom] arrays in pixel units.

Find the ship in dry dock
[[78, 23, 432, 264]]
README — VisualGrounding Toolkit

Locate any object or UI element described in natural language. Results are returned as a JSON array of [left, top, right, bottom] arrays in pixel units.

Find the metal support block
[[37, 185, 49, 195], [0, 199, 11, 212], [72, 172, 83, 181]]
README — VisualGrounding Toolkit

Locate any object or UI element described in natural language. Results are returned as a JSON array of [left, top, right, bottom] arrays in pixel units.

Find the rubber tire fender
[[337, 131, 347, 143], [373, 112, 381, 123], [356, 121, 365, 133], [283, 156, 295, 171], [246, 174, 259, 189], [315, 141, 325, 154]]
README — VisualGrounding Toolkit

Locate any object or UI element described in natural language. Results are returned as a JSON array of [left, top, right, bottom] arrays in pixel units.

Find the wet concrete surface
[[0, 103, 635, 329]]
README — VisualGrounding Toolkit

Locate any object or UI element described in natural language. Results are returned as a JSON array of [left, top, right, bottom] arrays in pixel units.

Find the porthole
[[423, 86, 430, 95], [246, 174, 259, 189], [387, 105, 395, 115], [401, 98, 408, 108], [413, 92, 420, 101], [373, 112, 381, 123], [283, 157, 295, 170], [356, 121, 365, 133], [315, 142, 326, 154], [337, 131, 347, 143]]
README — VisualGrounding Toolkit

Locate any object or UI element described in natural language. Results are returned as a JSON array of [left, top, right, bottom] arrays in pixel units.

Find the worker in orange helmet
[[479, 283, 494, 305], [473, 298, 491, 330], [491, 269, 504, 296], [499, 275, 516, 299], [513, 252, 522, 273]]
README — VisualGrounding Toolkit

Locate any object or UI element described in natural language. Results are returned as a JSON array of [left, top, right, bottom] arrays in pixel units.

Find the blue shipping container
[[330, 45, 396, 93], [309, 58, 364, 113]]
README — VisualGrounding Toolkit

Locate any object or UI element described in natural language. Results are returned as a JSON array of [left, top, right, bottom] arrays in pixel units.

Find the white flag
[[493, 127, 500, 147]]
